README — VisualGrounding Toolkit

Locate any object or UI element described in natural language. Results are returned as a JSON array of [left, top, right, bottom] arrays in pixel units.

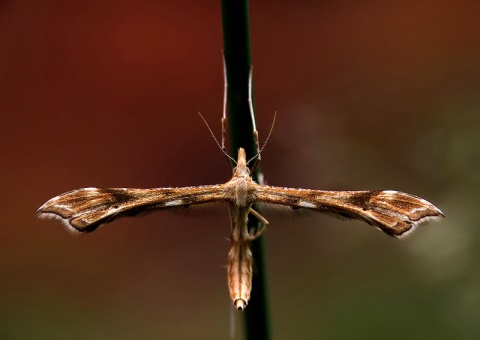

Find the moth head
[[233, 148, 251, 177]]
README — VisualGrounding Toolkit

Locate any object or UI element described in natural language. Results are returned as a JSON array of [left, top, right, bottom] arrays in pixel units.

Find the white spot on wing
[[83, 187, 98, 192], [164, 199, 184, 207], [298, 201, 316, 209], [55, 204, 73, 213]]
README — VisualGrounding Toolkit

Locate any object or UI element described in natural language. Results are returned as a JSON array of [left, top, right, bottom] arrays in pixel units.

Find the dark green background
[[1, 1, 478, 339]]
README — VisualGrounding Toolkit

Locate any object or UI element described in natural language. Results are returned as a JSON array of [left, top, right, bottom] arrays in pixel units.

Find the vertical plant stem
[[221, 1, 271, 339]]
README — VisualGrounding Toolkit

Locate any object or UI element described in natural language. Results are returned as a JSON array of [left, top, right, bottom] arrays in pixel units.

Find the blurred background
[[1, 1, 479, 339]]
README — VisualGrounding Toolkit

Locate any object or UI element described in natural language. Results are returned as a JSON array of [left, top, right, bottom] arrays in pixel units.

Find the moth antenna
[[257, 110, 276, 156], [198, 112, 236, 164], [246, 111, 277, 167]]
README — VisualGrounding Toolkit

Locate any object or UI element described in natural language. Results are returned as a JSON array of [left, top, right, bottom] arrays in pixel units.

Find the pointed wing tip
[[426, 200, 444, 218], [36, 201, 51, 215]]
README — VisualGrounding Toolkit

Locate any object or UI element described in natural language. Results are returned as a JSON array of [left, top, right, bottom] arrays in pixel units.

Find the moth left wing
[[255, 186, 444, 237], [37, 185, 228, 234]]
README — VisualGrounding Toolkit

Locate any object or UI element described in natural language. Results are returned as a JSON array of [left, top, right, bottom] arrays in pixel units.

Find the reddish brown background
[[1, 1, 479, 339]]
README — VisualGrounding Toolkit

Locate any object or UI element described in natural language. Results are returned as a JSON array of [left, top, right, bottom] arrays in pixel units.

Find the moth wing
[[37, 186, 228, 233], [255, 187, 444, 237]]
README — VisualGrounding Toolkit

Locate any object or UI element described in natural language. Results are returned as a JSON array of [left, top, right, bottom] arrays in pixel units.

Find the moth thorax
[[234, 179, 249, 207]]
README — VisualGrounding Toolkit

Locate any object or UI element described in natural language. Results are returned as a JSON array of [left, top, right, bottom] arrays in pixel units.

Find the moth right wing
[[37, 185, 228, 234], [255, 187, 444, 237]]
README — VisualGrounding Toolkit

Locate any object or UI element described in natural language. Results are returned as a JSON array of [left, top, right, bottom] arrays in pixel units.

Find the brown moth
[[37, 147, 444, 310]]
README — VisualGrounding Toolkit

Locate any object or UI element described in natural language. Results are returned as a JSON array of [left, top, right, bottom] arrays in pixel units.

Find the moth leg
[[248, 207, 269, 240], [221, 54, 228, 154], [247, 67, 261, 159]]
